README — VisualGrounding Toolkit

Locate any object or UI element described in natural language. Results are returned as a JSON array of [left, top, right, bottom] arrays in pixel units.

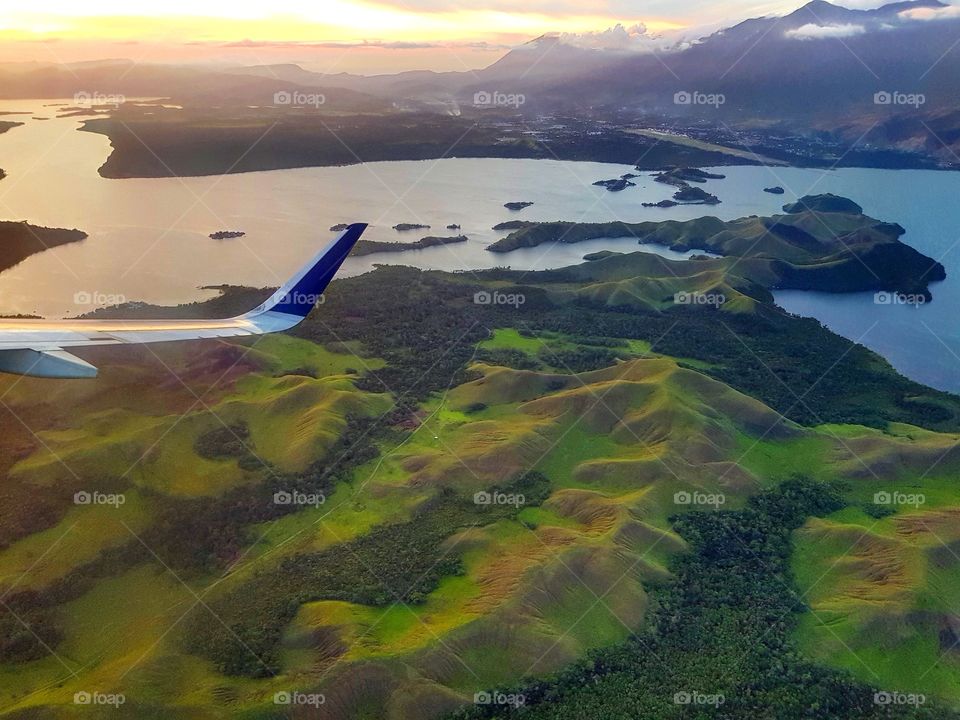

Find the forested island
[[653, 167, 726, 185], [647, 166, 725, 204], [353, 235, 467, 256], [593, 176, 636, 191]]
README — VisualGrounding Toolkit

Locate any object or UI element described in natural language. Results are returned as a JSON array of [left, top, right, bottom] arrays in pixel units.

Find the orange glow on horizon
[[0, 6, 684, 43], [0, 2, 691, 73]]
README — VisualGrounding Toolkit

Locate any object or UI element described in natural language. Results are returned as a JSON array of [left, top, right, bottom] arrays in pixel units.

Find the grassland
[[791, 475, 960, 704], [2, 256, 960, 719]]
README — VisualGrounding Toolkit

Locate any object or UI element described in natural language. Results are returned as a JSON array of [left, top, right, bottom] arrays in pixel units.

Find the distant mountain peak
[[786, 0, 857, 21], [528, 33, 561, 44], [877, 0, 947, 9], [800, 0, 840, 10], [777, 0, 951, 35], [791, 0, 946, 16]]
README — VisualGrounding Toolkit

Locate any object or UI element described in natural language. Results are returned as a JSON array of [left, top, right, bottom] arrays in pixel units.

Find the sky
[[0, 0, 887, 74]]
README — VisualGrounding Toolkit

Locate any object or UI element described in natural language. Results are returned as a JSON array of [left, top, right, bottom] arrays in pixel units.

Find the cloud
[[548, 22, 707, 52], [556, 23, 652, 51], [785, 22, 867, 39], [899, 3, 960, 21]]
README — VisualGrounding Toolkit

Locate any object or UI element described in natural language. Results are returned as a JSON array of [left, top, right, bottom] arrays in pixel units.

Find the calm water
[[1, 100, 958, 393]]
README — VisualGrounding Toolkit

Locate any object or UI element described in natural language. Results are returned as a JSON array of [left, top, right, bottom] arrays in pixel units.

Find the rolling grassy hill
[[793, 482, 960, 703], [1, 254, 959, 718]]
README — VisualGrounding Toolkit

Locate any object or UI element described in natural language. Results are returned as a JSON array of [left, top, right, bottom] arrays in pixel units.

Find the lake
[[1, 100, 958, 393]]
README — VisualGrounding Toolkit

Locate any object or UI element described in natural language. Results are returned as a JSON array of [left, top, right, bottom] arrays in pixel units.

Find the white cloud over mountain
[[785, 21, 867, 38]]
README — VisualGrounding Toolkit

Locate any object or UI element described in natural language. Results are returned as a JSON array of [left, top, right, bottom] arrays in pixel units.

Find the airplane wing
[[0, 223, 367, 379]]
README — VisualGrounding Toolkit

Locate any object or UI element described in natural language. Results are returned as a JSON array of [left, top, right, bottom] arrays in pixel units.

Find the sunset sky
[[0, 0, 886, 73]]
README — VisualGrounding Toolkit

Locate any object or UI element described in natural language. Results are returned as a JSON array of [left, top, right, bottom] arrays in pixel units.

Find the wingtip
[[243, 221, 369, 321]]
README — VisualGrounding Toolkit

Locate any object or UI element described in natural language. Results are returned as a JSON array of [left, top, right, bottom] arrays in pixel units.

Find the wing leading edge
[[0, 223, 367, 379]]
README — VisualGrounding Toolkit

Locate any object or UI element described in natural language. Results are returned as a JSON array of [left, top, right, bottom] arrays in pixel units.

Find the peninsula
[[485, 194, 944, 298], [0, 221, 88, 272]]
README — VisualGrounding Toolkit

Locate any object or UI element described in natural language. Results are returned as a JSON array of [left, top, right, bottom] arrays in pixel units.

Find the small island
[[764, 186, 785, 195], [330, 223, 350, 232], [209, 230, 246, 240], [645, 166, 724, 205], [504, 201, 534, 211], [446, 224, 461, 230], [653, 167, 726, 186], [352, 235, 468, 256], [393, 223, 431, 232], [672, 186, 721, 205], [642, 199, 679, 208], [593, 177, 636, 192]]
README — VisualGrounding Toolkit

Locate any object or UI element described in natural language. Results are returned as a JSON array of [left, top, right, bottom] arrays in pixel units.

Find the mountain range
[[2, 1, 959, 158], [226, 0, 960, 118]]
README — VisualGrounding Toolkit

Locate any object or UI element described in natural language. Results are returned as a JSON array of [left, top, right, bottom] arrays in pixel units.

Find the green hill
[[486, 197, 944, 297], [2, 258, 960, 718]]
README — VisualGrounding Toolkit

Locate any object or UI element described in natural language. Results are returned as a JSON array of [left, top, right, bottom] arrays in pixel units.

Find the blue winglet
[[251, 223, 367, 318]]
